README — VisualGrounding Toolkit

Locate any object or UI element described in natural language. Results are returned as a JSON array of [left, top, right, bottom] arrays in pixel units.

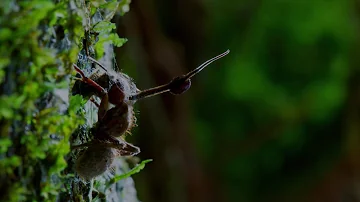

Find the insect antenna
[[88, 56, 108, 72], [129, 49, 230, 101]]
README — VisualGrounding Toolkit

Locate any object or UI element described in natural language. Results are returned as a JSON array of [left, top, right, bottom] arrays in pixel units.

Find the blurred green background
[[114, 0, 360, 202]]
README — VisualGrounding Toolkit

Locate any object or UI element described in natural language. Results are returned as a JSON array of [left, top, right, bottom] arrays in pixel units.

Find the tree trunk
[[0, 1, 139, 201]]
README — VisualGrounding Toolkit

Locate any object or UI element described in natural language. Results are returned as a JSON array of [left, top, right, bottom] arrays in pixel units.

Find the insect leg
[[88, 56, 108, 72], [71, 137, 140, 156], [73, 64, 106, 95], [94, 136, 140, 156], [98, 94, 109, 120], [71, 142, 91, 150], [89, 96, 100, 108]]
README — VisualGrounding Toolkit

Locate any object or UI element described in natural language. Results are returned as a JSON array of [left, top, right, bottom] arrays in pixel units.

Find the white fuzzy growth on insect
[[75, 146, 116, 180]]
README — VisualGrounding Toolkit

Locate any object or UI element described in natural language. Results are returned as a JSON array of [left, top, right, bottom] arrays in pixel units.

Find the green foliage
[[93, 21, 128, 58], [195, 0, 356, 201], [117, 0, 132, 16], [0, 0, 84, 200], [95, 0, 132, 19], [106, 159, 153, 188], [0, 138, 12, 153]]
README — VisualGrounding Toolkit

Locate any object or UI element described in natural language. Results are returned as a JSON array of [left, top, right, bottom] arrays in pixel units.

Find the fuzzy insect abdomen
[[75, 146, 115, 180]]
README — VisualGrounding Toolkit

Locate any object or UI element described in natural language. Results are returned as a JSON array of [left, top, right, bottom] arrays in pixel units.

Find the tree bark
[[0, 1, 139, 201]]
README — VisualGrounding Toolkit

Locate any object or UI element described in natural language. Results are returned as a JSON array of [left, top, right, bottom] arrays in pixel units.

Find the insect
[[71, 49, 230, 180]]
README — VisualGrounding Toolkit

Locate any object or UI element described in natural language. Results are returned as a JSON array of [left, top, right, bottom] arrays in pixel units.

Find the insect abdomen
[[75, 146, 115, 180]]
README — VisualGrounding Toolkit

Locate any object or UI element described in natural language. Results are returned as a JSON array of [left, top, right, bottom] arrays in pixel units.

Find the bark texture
[[0, 1, 139, 201]]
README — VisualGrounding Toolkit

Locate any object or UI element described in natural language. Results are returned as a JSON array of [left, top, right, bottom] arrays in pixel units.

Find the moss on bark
[[0, 1, 139, 201]]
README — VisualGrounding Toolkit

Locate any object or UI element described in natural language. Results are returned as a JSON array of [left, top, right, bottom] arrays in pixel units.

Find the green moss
[[93, 21, 128, 58], [1, 0, 141, 201], [0, 0, 84, 200]]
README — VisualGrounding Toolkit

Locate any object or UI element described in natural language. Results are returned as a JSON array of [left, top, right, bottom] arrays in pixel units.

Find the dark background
[[114, 1, 360, 202]]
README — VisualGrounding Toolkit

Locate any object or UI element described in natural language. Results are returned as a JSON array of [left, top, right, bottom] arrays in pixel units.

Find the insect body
[[72, 49, 230, 180], [72, 64, 139, 180]]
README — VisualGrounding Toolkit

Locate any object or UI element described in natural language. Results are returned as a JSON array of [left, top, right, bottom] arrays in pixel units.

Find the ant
[[71, 49, 230, 180]]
